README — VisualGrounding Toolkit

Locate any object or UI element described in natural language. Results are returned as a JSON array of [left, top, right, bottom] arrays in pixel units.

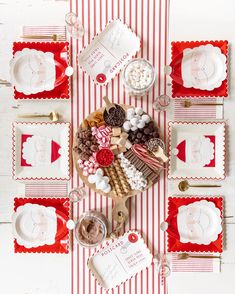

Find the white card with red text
[[87, 231, 152, 290], [78, 19, 140, 86]]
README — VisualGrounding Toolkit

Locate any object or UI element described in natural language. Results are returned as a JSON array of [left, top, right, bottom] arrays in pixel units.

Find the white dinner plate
[[181, 44, 227, 91], [177, 200, 222, 245], [168, 121, 226, 179], [10, 48, 56, 95], [12, 204, 57, 248]]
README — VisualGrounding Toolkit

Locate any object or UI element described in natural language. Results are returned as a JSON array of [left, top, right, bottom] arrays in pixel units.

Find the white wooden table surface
[[1, 0, 235, 293], [168, 0, 235, 293], [0, 1, 71, 294]]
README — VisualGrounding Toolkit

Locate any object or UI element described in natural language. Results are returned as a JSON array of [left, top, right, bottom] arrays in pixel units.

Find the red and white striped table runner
[[69, 0, 168, 293], [173, 98, 224, 120]]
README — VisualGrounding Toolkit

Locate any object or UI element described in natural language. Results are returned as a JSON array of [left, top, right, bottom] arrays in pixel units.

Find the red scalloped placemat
[[13, 42, 70, 99], [167, 196, 223, 253], [171, 40, 228, 98], [14, 197, 70, 253]]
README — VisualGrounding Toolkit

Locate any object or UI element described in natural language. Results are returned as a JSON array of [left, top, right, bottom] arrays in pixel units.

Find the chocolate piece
[[123, 149, 161, 184], [128, 121, 159, 144], [74, 128, 99, 160], [148, 172, 160, 184], [103, 104, 126, 127], [146, 138, 165, 152]]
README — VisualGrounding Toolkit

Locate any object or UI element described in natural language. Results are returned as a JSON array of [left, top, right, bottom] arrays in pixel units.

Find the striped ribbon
[[69, 0, 169, 293]]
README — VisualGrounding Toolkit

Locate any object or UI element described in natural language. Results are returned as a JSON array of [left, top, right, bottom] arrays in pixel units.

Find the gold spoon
[[18, 111, 60, 122], [184, 100, 224, 108], [178, 180, 221, 192], [178, 253, 220, 260]]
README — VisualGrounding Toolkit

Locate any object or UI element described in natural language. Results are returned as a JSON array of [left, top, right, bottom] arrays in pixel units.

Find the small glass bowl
[[96, 148, 114, 167], [68, 186, 86, 203], [65, 12, 84, 39], [153, 94, 171, 111], [75, 210, 108, 248], [122, 58, 156, 96]]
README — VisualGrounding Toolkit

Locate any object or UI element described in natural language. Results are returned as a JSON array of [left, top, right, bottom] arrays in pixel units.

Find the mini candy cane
[[93, 126, 112, 148], [132, 144, 163, 169]]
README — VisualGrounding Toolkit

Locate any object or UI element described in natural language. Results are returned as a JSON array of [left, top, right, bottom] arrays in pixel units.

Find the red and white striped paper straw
[[173, 98, 224, 120], [171, 253, 221, 273], [25, 183, 68, 197], [69, 0, 169, 293], [22, 25, 67, 41]]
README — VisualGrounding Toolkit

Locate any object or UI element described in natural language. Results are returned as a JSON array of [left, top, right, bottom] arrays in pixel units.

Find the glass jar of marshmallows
[[122, 58, 156, 96]]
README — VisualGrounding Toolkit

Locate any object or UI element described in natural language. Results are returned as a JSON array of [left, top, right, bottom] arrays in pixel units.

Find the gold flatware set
[[177, 253, 220, 260], [20, 34, 65, 41], [183, 100, 224, 108], [178, 180, 221, 192], [18, 111, 60, 122]]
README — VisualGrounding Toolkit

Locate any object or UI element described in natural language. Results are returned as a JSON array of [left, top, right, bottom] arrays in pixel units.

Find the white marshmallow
[[130, 117, 139, 126], [127, 108, 135, 116], [103, 185, 111, 193], [88, 169, 111, 193], [141, 114, 151, 123], [137, 121, 145, 129], [127, 112, 135, 120], [96, 180, 107, 190], [119, 156, 147, 191], [134, 114, 141, 121], [131, 126, 138, 131], [123, 121, 132, 132]]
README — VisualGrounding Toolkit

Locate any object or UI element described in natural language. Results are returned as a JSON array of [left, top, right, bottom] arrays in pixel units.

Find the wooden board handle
[[110, 197, 129, 237]]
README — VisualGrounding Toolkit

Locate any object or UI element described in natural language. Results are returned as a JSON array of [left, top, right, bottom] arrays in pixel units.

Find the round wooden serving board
[[73, 104, 157, 224]]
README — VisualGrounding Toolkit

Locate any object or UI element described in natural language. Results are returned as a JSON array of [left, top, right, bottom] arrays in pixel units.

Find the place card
[[78, 19, 140, 85], [87, 231, 152, 290]]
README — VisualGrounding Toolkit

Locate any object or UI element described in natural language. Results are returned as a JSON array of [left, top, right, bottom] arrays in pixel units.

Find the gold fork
[[178, 253, 221, 260], [20, 34, 65, 41]]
